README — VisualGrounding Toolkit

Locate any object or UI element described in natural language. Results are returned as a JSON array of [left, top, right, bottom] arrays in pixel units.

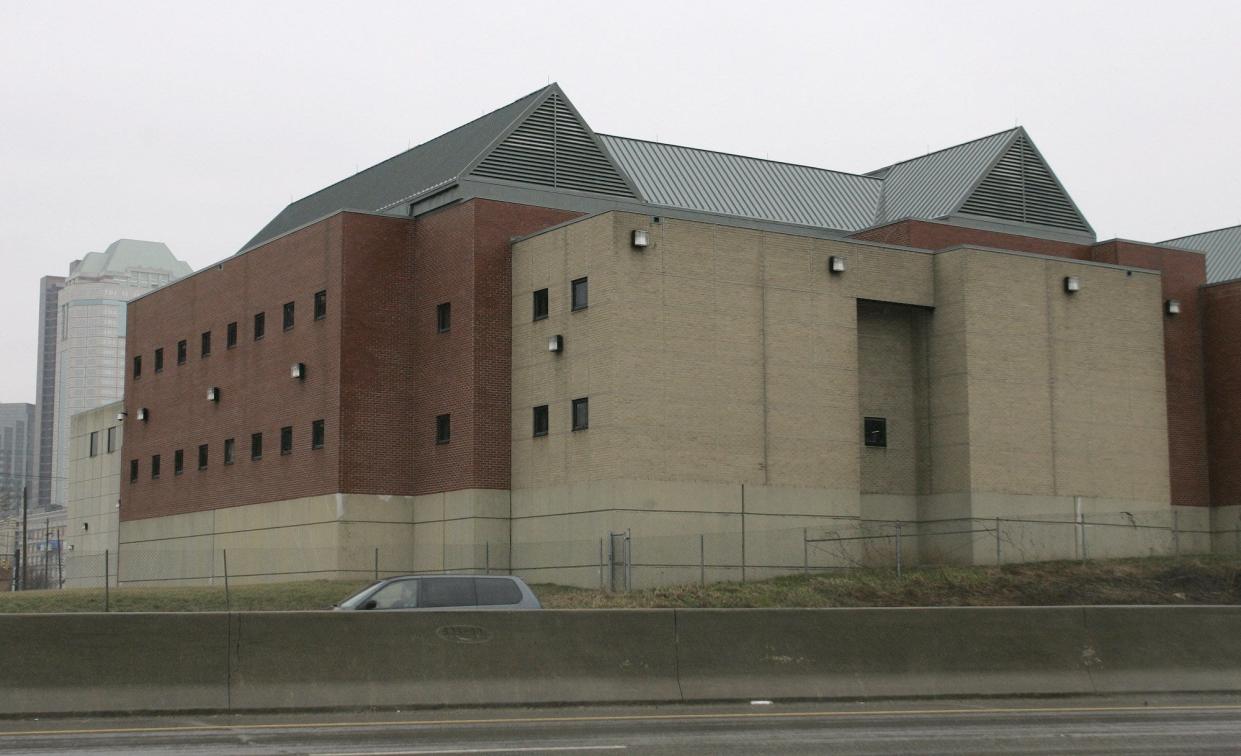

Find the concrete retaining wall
[[2, 606, 1239, 715]]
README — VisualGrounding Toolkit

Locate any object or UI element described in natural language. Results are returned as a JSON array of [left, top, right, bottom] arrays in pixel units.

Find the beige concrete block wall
[[64, 402, 124, 586]]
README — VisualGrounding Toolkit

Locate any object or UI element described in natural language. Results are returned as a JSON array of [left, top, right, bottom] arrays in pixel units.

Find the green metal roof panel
[[1163, 224, 1241, 283], [870, 129, 1017, 224]]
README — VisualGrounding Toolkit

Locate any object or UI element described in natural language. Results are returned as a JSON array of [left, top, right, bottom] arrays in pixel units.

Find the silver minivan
[[334, 575, 541, 611]]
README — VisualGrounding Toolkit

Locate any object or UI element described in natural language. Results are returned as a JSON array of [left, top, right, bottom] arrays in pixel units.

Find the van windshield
[[336, 580, 384, 609]]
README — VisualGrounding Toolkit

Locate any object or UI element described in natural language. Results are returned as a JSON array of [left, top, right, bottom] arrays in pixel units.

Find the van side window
[[368, 579, 418, 609], [475, 578, 522, 605], [417, 577, 476, 608]]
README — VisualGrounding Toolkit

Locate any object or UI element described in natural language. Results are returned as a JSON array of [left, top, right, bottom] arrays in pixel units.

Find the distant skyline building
[[43, 240, 192, 513], [0, 403, 34, 521], [30, 275, 65, 511]]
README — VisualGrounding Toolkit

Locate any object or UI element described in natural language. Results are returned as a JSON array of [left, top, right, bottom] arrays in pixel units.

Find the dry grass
[[0, 556, 1237, 613]]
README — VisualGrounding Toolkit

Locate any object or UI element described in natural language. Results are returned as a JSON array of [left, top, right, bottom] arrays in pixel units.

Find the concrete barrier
[[673, 607, 1096, 700], [2, 606, 1240, 715], [228, 610, 681, 709], [0, 613, 229, 714]]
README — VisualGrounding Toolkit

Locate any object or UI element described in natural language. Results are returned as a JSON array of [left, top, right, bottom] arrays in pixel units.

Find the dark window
[[198, 444, 209, 469], [251, 432, 263, 461], [571, 277, 588, 311], [436, 414, 451, 444], [314, 290, 327, 320], [106, 426, 116, 453], [533, 405, 549, 437], [418, 577, 476, 608], [89, 431, 98, 457], [283, 301, 295, 331], [312, 419, 325, 449], [367, 579, 418, 609], [436, 302, 451, 333], [154, 348, 164, 372], [572, 397, 589, 431], [133, 355, 141, 378], [254, 312, 266, 341], [151, 454, 161, 479], [280, 426, 293, 455], [129, 459, 138, 483], [174, 449, 184, 475], [224, 438, 235, 465], [475, 578, 522, 606], [177, 340, 187, 365], [226, 322, 238, 348], [864, 417, 888, 448], [533, 288, 549, 321], [201, 331, 211, 357]]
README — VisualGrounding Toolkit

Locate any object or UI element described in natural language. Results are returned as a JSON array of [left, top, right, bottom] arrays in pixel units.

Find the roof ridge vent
[[958, 134, 1090, 233]]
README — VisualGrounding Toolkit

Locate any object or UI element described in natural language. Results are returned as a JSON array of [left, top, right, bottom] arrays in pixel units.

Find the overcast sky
[[1, 0, 1239, 402]]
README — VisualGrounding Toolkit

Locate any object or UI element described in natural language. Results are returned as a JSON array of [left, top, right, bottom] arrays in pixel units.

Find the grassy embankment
[[1, 555, 1237, 613]]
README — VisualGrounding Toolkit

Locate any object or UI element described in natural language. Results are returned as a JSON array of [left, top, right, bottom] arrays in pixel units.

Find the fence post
[[485, 542, 491, 575], [803, 528, 809, 576], [223, 549, 230, 613], [599, 537, 605, 591], [894, 522, 903, 578], [625, 529, 632, 593], [1080, 514, 1088, 563], [374, 547, 379, 580], [1173, 510, 1180, 556], [995, 517, 1002, 566], [699, 534, 705, 587], [104, 549, 110, 612]]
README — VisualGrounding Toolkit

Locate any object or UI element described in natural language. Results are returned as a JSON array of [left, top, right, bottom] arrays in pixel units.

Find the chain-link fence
[[12, 509, 1241, 594]]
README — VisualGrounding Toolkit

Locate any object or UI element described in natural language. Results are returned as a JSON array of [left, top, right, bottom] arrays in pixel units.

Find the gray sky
[[2, 0, 1239, 402]]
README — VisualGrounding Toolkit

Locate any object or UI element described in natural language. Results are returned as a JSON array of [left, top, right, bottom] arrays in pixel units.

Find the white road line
[[323, 746, 627, 755]]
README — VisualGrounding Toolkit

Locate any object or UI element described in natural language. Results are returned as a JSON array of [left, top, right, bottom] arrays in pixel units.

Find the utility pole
[[19, 485, 28, 591]]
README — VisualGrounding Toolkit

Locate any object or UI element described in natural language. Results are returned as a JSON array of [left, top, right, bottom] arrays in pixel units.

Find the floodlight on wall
[[1063, 276, 1081, 293], [206, 387, 220, 403], [829, 256, 846, 274], [137, 408, 148, 422], [631, 229, 649, 249], [291, 362, 306, 379], [548, 334, 564, 353], [115, 411, 127, 421], [1166, 299, 1181, 315]]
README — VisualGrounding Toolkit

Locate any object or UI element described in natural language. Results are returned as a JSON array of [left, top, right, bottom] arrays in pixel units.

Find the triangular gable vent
[[958, 135, 1090, 233], [470, 92, 636, 198]]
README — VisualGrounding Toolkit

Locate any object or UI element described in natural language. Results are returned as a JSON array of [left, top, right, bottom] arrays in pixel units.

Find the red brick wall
[[1204, 281, 1241, 509], [851, 218, 1092, 259], [121, 215, 350, 521]]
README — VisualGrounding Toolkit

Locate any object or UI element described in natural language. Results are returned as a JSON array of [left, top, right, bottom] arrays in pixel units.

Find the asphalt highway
[[2, 695, 1241, 755]]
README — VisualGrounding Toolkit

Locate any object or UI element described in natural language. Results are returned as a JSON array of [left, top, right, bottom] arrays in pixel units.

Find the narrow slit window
[[533, 288, 549, 321], [436, 414, 451, 444], [251, 432, 263, 460], [533, 405, 549, 437], [571, 397, 589, 431], [571, 277, 588, 311], [174, 449, 184, 475], [224, 437, 235, 465], [254, 312, 266, 341], [437, 302, 451, 333], [283, 301, 295, 331], [198, 443, 209, 469], [314, 290, 327, 320], [312, 419, 325, 449], [280, 426, 293, 455], [227, 322, 238, 348]]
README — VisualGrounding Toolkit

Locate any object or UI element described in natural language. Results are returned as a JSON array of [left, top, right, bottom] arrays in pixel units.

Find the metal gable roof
[[241, 86, 553, 251], [1163, 224, 1241, 283], [601, 135, 882, 232]]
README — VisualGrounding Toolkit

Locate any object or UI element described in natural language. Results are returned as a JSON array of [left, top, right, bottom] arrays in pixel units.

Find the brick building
[[117, 85, 1241, 586]]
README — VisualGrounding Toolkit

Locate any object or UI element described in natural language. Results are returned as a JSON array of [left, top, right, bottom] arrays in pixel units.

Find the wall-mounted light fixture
[[1064, 276, 1081, 293], [1166, 299, 1181, 315], [137, 408, 148, 422], [548, 334, 564, 353], [631, 229, 649, 249], [291, 362, 306, 379], [206, 387, 220, 402], [829, 256, 846, 274], [115, 411, 127, 421]]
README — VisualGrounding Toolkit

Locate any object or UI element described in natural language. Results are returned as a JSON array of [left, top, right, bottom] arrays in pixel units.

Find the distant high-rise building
[[31, 275, 65, 511], [0, 403, 34, 520], [43, 240, 192, 513]]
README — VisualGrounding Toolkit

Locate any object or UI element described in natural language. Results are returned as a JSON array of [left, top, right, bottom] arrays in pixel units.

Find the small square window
[[174, 449, 184, 475], [280, 426, 293, 455], [106, 426, 116, 453], [436, 414, 451, 444], [437, 302, 451, 333], [133, 355, 142, 378], [129, 459, 138, 483], [864, 417, 888, 448], [201, 331, 212, 357], [283, 301, 295, 331], [89, 431, 98, 457], [254, 312, 266, 341], [312, 419, 325, 449], [251, 432, 263, 461], [154, 348, 164, 373], [572, 397, 589, 431], [151, 454, 161, 479], [533, 288, 549, 321], [571, 277, 588, 311], [533, 405, 549, 437], [226, 322, 238, 349], [314, 290, 327, 321], [198, 443, 209, 469], [177, 339, 187, 365], [224, 438, 235, 465]]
